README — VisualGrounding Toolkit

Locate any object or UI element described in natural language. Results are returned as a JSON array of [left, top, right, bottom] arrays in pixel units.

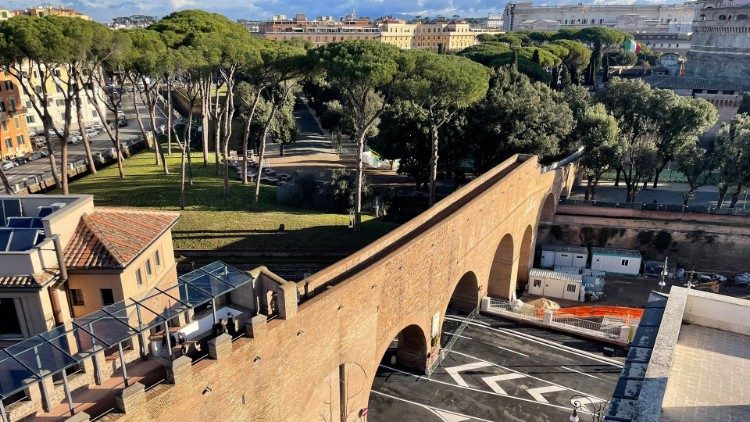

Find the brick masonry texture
[[113, 154, 577, 421]]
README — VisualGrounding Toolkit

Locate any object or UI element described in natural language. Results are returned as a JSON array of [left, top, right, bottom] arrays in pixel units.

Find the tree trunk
[[42, 117, 62, 189], [729, 183, 743, 208], [614, 167, 621, 187], [201, 82, 210, 166], [146, 82, 168, 174], [585, 176, 593, 200], [174, 132, 186, 210], [353, 127, 366, 232], [241, 117, 252, 185], [653, 161, 668, 189], [254, 102, 280, 206], [717, 184, 728, 210], [428, 113, 439, 206], [186, 105, 194, 185], [60, 136, 69, 195], [214, 85, 222, 175], [643, 178, 649, 189], [0, 167, 12, 194], [167, 82, 173, 156], [131, 84, 152, 163], [73, 81, 96, 174], [222, 86, 234, 197]]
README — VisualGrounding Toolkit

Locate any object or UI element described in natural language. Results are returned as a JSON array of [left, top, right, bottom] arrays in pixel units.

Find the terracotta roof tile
[[0, 271, 58, 289], [64, 209, 179, 270]]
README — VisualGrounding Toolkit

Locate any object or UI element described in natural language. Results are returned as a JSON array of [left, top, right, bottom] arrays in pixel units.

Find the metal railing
[[429, 307, 479, 376], [484, 298, 635, 343], [560, 198, 750, 216]]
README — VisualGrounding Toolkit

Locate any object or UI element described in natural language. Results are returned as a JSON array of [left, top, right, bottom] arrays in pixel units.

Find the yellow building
[[13, 5, 90, 20], [381, 19, 478, 51], [0, 70, 32, 160], [0, 195, 179, 340], [0, 9, 13, 21]]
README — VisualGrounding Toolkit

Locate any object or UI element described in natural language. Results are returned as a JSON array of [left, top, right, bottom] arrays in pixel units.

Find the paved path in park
[[570, 180, 750, 209], [264, 105, 412, 187]]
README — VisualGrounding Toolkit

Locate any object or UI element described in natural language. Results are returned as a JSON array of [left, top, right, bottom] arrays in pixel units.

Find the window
[[9, 99, 16, 112], [55, 99, 65, 107], [4, 138, 11, 149], [154, 250, 161, 267], [533, 279, 542, 287], [145, 259, 153, 278], [566, 284, 577, 292], [0, 101, 5, 112], [13, 117, 19, 129], [91, 110, 97, 118], [16, 135, 24, 145], [101, 289, 115, 306], [136, 268, 143, 286], [1, 120, 6, 131], [621, 259, 629, 266], [26, 115, 35, 124], [71, 289, 85, 306], [3, 80, 12, 91]]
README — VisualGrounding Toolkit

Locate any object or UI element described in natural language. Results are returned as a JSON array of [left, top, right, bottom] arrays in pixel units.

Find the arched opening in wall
[[488, 233, 515, 299], [517, 225, 535, 295], [369, 324, 429, 418], [380, 324, 428, 374], [447, 271, 480, 314], [539, 192, 556, 223]]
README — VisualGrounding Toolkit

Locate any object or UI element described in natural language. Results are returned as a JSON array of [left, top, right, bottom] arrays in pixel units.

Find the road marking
[[496, 345, 530, 357], [444, 362, 493, 387], [560, 366, 603, 380], [444, 331, 472, 340], [445, 316, 623, 368], [379, 364, 595, 414], [481, 373, 526, 395], [371, 390, 495, 422], [448, 351, 607, 402], [527, 385, 567, 403]]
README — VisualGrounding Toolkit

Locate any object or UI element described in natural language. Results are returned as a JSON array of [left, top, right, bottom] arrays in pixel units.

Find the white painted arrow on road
[[431, 408, 471, 422], [527, 385, 567, 403], [444, 362, 493, 387], [481, 373, 526, 395]]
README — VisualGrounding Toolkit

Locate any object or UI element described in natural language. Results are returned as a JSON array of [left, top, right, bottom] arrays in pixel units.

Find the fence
[[560, 198, 750, 216], [482, 298, 635, 343], [428, 307, 479, 376]]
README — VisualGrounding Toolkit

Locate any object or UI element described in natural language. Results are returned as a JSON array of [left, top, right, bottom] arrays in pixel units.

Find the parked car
[[12, 156, 28, 165], [24, 151, 43, 161], [1, 160, 16, 170], [735, 273, 750, 285], [67, 135, 83, 144]]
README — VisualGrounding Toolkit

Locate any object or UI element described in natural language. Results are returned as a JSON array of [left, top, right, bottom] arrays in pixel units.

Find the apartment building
[[12, 5, 90, 20], [503, 2, 696, 33], [7, 62, 105, 135], [0, 9, 13, 21], [109, 15, 156, 29], [257, 14, 478, 51], [0, 194, 179, 340], [0, 71, 31, 160]]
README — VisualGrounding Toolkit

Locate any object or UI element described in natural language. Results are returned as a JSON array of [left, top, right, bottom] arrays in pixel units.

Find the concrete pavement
[[370, 313, 622, 421]]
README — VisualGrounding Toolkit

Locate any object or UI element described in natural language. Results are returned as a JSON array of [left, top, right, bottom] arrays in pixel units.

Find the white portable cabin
[[528, 268, 583, 301], [540, 245, 588, 269], [590, 247, 642, 276]]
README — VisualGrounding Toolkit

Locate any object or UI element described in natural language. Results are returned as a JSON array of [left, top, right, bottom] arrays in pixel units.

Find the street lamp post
[[659, 256, 668, 292], [570, 395, 609, 422]]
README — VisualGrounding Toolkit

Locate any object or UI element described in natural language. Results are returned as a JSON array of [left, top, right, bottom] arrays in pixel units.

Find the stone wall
[[539, 206, 750, 274]]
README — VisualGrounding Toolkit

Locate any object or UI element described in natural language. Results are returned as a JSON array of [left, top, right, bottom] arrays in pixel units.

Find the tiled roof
[[64, 209, 179, 270], [0, 270, 58, 289]]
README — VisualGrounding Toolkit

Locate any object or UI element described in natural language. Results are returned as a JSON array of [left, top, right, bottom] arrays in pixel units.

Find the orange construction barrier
[[553, 306, 644, 321]]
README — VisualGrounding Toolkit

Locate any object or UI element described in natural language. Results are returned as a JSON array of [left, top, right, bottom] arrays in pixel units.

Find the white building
[[540, 244, 588, 269], [590, 247, 642, 276], [528, 268, 583, 301], [503, 2, 696, 33]]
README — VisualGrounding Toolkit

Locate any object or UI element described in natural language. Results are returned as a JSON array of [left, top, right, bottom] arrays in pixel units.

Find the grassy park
[[65, 151, 398, 252]]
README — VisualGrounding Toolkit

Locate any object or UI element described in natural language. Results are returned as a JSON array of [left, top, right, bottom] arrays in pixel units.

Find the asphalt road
[[370, 313, 623, 422], [3, 90, 169, 190]]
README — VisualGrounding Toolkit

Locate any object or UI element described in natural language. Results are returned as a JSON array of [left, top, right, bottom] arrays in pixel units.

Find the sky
[[3, 0, 685, 23]]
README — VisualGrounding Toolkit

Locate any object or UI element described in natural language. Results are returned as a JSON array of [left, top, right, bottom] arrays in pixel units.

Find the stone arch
[[488, 233, 515, 299], [539, 192, 556, 222], [446, 271, 480, 313], [517, 225, 535, 293]]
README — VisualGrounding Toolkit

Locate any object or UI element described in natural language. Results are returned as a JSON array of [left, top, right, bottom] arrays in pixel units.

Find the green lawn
[[66, 151, 398, 252]]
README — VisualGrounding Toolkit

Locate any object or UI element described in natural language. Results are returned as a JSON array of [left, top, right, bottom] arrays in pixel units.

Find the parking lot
[[370, 313, 623, 421]]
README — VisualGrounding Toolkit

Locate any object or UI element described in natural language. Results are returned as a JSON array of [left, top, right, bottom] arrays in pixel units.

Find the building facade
[[109, 15, 156, 29], [0, 195, 179, 341], [12, 5, 90, 20], [503, 2, 696, 33], [256, 14, 479, 51], [633, 32, 692, 57], [0, 70, 32, 160], [686, 0, 750, 85]]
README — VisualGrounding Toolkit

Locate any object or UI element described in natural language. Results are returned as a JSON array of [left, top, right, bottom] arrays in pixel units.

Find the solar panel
[[7, 217, 34, 228], [7, 229, 42, 252], [1, 199, 22, 218], [37, 206, 55, 218], [0, 230, 11, 251]]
